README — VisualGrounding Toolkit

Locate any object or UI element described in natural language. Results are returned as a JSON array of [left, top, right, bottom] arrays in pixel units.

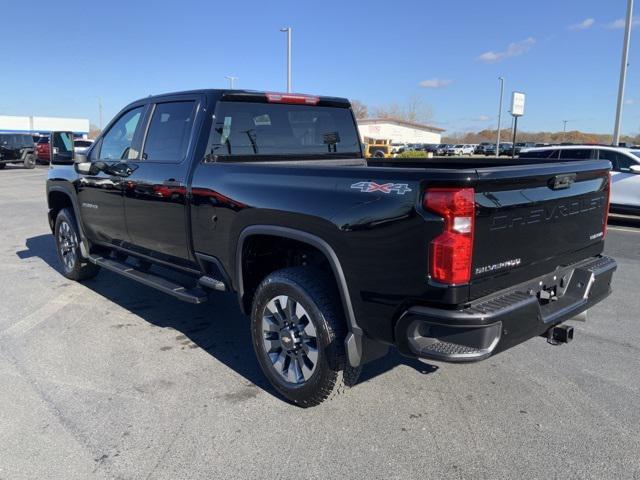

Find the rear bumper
[[395, 255, 617, 362]]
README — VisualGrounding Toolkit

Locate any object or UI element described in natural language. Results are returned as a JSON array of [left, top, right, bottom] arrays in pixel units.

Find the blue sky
[[2, 0, 639, 134]]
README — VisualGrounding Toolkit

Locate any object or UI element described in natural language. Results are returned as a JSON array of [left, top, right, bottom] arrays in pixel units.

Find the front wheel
[[23, 154, 36, 169], [54, 208, 100, 281], [250, 267, 358, 407]]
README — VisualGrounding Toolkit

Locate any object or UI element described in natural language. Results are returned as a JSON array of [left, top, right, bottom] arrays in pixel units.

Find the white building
[[0, 115, 90, 137], [357, 117, 444, 144]]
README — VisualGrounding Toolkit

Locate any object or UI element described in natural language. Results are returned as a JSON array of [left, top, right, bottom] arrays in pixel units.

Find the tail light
[[266, 92, 320, 105], [424, 187, 475, 284], [603, 174, 611, 238]]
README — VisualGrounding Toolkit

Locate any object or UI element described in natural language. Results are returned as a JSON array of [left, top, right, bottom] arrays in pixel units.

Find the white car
[[519, 144, 640, 213], [390, 143, 407, 154], [446, 144, 474, 156]]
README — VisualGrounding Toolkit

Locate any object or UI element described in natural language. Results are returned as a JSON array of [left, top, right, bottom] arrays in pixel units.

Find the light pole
[[496, 77, 504, 153], [280, 27, 292, 92], [225, 76, 238, 89], [613, 0, 634, 145], [97, 97, 103, 131]]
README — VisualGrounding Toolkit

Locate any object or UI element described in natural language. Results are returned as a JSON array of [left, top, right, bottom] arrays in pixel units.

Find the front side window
[[617, 153, 637, 172], [99, 107, 144, 160], [142, 101, 196, 162], [206, 102, 361, 160]]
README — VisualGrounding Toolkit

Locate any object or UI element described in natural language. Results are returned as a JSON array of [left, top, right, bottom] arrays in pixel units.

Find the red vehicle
[[36, 136, 50, 163]]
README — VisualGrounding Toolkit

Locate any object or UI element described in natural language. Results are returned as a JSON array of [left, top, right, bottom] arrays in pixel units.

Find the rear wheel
[[250, 267, 358, 407], [54, 208, 100, 281], [0, 163, 5, 170]]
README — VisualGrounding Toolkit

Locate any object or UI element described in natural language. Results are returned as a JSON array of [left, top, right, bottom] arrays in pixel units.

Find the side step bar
[[88, 255, 208, 304]]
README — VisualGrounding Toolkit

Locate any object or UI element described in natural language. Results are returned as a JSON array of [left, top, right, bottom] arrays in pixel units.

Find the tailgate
[[470, 159, 610, 299]]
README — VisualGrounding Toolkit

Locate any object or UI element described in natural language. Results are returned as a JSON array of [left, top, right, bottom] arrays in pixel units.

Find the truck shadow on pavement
[[18, 234, 439, 402]]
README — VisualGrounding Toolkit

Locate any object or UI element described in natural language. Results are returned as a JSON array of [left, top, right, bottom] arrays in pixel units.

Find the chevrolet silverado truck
[[46, 89, 616, 407]]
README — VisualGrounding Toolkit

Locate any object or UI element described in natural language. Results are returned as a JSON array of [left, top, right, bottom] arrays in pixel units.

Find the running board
[[88, 255, 208, 304]]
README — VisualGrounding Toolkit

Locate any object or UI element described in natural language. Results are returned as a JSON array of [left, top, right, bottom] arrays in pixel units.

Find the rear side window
[[559, 149, 593, 160], [99, 107, 144, 160], [142, 101, 196, 162], [206, 101, 361, 160]]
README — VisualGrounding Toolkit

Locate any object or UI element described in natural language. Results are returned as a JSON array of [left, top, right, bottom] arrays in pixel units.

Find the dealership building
[[0, 115, 90, 138], [357, 117, 444, 144]]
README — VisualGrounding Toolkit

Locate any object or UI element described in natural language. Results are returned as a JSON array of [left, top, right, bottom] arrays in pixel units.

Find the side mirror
[[629, 165, 640, 174], [50, 131, 75, 165], [74, 161, 92, 175]]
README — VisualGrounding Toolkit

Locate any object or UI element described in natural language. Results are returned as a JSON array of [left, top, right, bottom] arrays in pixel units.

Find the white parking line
[[608, 226, 640, 234]]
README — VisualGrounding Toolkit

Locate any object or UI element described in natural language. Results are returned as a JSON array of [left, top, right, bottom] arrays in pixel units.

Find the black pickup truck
[[46, 89, 616, 406]]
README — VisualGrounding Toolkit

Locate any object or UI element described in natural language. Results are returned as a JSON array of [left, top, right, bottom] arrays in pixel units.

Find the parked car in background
[[506, 142, 537, 156], [435, 144, 450, 155], [74, 139, 94, 155], [520, 145, 640, 214], [483, 144, 497, 156], [365, 139, 394, 158], [36, 136, 50, 163], [391, 142, 406, 154], [497, 143, 514, 156], [475, 142, 491, 154], [445, 144, 474, 156], [423, 144, 440, 154], [0, 133, 36, 169]]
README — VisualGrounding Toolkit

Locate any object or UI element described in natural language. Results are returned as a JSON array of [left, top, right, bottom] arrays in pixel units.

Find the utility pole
[[225, 76, 238, 89], [496, 77, 505, 154], [280, 27, 292, 92], [97, 97, 103, 131], [613, 0, 634, 145], [562, 120, 568, 142]]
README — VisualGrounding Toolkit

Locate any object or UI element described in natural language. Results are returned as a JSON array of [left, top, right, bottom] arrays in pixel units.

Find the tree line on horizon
[[442, 128, 640, 146]]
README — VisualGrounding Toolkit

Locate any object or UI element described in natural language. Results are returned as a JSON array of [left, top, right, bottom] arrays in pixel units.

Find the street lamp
[[496, 77, 505, 154], [280, 27, 292, 92], [225, 76, 238, 89], [96, 96, 103, 131], [613, 0, 634, 145]]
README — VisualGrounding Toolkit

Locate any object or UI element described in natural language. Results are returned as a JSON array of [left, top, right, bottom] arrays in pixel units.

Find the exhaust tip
[[546, 324, 574, 345]]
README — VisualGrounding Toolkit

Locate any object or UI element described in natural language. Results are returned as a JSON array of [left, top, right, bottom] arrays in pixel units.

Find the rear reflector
[[424, 188, 475, 285], [266, 92, 320, 105], [603, 174, 611, 238]]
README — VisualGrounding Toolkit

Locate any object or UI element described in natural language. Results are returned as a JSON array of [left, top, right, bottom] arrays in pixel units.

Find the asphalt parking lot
[[1, 166, 639, 480]]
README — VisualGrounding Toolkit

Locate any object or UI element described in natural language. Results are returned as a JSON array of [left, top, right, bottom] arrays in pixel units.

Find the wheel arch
[[47, 185, 90, 257], [235, 225, 369, 367]]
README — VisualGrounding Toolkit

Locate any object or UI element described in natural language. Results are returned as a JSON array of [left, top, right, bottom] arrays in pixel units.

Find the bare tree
[[88, 124, 102, 139], [350, 99, 369, 119], [373, 95, 433, 123]]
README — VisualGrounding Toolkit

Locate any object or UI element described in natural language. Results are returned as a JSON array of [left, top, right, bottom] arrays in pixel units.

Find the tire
[[23, 154, 36, 169], [54, 208, 100, 281], [0, 163, 5, 169], [250, 267, 359, 407]]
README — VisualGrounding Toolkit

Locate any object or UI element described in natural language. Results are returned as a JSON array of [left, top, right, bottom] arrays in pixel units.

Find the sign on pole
[[511, 91, 525, 117]]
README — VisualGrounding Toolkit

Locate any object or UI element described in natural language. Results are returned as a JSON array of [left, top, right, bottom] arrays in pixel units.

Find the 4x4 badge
[[351, 181, 412, 195]]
